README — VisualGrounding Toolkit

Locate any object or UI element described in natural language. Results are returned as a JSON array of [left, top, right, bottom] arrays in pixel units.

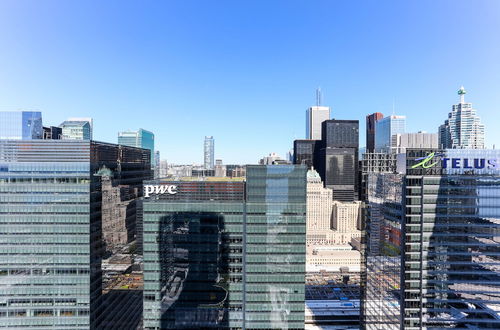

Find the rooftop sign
[[144, 184, 178, 198]]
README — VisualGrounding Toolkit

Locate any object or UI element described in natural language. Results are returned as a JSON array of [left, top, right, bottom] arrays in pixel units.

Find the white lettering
[[144, 185, 178, 197]]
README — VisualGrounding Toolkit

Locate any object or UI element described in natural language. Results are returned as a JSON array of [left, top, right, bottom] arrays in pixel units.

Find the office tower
[[158, 159, 168, 178], [142, 165, 307, 329], [43, 126, 62, 139], [439, 86, 485, 149], [154, 151, 160, 178], [293, 139, 319, 168], [204, 136, 215, 169], [0, 111, 43, 139], [392, 131, 438, 153], [316, 119, 359, 201], [362, 148, 500, 329], [374, 115, 406, 152], [366, 112, 383, 152], [118, 128, 155, 167], [0, 139, 151, 329], [306, 106, 330, 140], [359, 152, 397, 201], [67, 117, 93, 140], [60, 119, 92, 140]]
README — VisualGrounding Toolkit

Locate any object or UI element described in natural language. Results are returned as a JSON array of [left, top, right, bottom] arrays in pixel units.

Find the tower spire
[[458, 86, 466, 104], [316, 87, 322, 106]]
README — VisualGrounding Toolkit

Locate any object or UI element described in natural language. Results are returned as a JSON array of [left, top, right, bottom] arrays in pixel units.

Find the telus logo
[[411, 152, 499, 170], [144, 185, 178, 198]]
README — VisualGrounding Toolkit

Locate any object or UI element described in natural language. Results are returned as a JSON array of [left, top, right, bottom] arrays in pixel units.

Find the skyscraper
[[0, 111, 43, 139], [363, 148, 500, 329], [141, 165, 307, 329], [67, 117, 94, 140], [366, 112, 383, 152], [316, 119, 360, 201], [439, 86, 485, 149], [118, 128, 155, 166], [204, 136, 215, 169], [0, 139, 151, 329], [60, 120, 92, 140], [374, 115, 406, 152], [306, 106, 331, 140], [293, 139, 319, 168]]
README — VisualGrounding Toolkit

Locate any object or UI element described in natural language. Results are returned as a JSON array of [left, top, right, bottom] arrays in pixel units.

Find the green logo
[[411, 152, 439, 169]]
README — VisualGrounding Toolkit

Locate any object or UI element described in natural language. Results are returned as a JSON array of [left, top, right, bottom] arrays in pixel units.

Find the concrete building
[[392, 131, 438, 153], [439, 86, 485, 149], [306, 169, 333, 243], [259, 152, 287, 165], [204, 136, 215, 169], [60, 120, 92, 140]]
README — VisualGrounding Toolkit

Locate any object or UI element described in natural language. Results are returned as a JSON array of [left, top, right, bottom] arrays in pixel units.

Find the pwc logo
[[144, 184, 178, 198]]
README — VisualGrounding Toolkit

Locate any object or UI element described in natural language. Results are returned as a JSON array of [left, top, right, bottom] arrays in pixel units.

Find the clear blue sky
[[1, 0, 499, 164]]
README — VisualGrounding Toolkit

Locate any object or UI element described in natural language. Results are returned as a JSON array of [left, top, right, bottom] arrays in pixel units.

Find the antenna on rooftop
[[316, 87, 322, 106]]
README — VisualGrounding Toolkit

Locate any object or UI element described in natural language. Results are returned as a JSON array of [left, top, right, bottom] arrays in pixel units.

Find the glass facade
[[142, 165, 307, 330], [0, 140, 151, 329], [118, 128, 155, 167], [0, 111, 43, 140], [60, 121, 91, 140], [204, 136, 215, 170], [374, 115, 406, 153], [362, 149, 500, 329]]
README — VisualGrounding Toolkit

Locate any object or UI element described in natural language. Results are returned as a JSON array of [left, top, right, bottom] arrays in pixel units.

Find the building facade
[[142, 165, 307, 330], [0, 111, 43, 140], [118, 128, 155, 167], [366, 112, 384, 153], [0, 140, 151, 329], [374, 115, 406, 152], [306, 106, 330, 140], [363, 149, 500, 329], [392, 132, 438, 153], [293, 139, 318, 169], [60, 120, 92, 140], [204, 136, 215, 169], [439, 86, 485, 149]]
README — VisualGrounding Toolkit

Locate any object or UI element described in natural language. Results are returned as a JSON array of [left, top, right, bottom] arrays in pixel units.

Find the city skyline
[[0, 1, 499, 163]]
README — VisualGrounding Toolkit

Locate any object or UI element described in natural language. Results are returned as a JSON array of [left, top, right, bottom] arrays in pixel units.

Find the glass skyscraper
[[0, 111, 43, 140], [374, 115, 406, 152], [142, 165, 306, 330], [118, 128, 155, 167], [0, 140, 151, 329], [59, 120, 92, 140], [362, 149, 500, 329]]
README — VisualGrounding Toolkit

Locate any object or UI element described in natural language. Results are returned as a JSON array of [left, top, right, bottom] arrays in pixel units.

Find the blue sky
[[0, 0, 499, 164]]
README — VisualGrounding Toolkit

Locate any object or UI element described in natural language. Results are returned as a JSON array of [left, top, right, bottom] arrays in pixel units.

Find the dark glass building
[[0, 140, 151, 329], [362, 149, 500, 329], [142, 165, 307, 330], [293, 139, 318, 168], [316, 120, 359, 201], [365, 113, 383, 153]]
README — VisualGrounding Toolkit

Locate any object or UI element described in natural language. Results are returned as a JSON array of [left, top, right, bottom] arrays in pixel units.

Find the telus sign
[[144, 184, 178, 198], [412, 152, 499, 170]]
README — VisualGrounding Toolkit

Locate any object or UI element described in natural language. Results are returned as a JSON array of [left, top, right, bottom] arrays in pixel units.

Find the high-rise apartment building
[[366, 112, 383, 153], [204, 136, 215, 169], [374, 115, 406, 152], [118, 128, 155, 166], [362, 148, 500, 329], [316, 119, 359, 201], [0, 140, 151, 329], [439, 86, 485, 149], [142, 165, 307, 329], [0, 111, 43, 139], [306, 106, 330, 140], [60, 120, 92, 140]]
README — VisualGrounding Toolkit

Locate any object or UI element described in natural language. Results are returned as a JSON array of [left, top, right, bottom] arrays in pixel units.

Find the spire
[[458, 86, 466, 104], [316, 87, 322, 106]]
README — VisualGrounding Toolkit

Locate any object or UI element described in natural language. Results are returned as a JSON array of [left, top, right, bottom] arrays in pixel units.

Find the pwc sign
[[144, 184, 178, 198]]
